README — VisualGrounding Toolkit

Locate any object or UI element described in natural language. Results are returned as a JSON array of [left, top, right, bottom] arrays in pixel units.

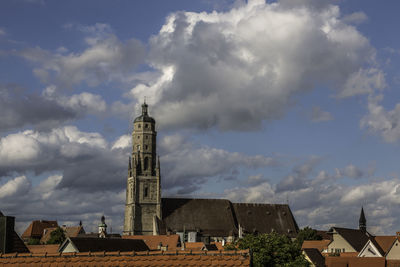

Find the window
[[137, 145, 140, 151], [145, 124, 148, 128], [145, 145, 148, 150], [144, 187, 148, 197], [145, 135, 148, 139], [138, 124, 141, 128], [137, 136, 140, 139], [144, 157, 148, 170]]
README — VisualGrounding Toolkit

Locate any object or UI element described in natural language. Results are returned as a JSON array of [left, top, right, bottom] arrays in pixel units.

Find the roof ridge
[[0, 249, 250, 258]]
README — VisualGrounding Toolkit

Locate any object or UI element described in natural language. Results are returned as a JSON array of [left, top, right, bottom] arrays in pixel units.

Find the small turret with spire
[[359, 207, 366, 233]]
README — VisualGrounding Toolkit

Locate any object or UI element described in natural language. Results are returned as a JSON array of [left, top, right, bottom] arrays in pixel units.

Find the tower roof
[[134, 102, 155, 123], [359, 207, 366, 225]]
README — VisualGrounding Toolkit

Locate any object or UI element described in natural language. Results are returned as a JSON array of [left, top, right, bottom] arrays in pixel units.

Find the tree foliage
[[27, 238, 40, 245], [225, 232, 309, 267], [295, 226, 322, 246], [46, 227, 66, 244]]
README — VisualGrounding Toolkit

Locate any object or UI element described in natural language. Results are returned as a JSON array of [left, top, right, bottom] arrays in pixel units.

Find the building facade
[[123, 102, 161, 235], [123, 104, 299, 239]]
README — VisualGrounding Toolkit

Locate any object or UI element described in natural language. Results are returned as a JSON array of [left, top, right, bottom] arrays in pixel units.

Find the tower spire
[[359, 207, 366, 233]]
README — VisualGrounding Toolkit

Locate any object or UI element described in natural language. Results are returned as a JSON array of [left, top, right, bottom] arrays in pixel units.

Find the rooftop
[[0, 249, 251, 267]]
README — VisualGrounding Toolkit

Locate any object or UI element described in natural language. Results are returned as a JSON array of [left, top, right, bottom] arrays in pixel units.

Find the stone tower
[[123, 102, 161, 235]]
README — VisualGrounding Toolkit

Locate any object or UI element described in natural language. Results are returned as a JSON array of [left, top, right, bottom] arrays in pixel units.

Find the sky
[[1, 0, 400, 235]]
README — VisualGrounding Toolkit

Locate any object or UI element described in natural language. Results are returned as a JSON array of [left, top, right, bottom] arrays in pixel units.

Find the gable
[[358, 240, 383, 257], [387, 239, 400, 260]]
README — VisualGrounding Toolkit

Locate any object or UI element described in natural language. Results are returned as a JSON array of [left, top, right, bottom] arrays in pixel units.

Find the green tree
[[27, 238, 40, 245], [46, 227, 66, 244], [225, 232, 309, 267], [296, 227, 322, 247]]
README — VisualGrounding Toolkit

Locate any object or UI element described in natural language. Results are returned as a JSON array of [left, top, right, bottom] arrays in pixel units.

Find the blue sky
[[1, 0, 400, 234]]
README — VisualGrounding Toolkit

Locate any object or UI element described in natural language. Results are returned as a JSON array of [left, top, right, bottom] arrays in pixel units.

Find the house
[[383, 235, 400, 260], [358, 236, 397, 258], [21, 220, 58, 243], [327, 227, 370, 253], [327, 208, 371, 254], [58, 237, 149, 253], [0, 249, 251, 266], [0, 211, 29, 253]]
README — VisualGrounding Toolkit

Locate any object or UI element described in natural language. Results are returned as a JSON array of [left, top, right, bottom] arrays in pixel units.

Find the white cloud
[[19, 24, 145, 89], [43, 86, 107, 115], [0, 176, 31, 198], [361, 94, 400, 142], [342, 11, 368, 25], [338, 68, 385, 98], [111, 134, 131, 150], [129, 0, 380, 131], [311, 106, 333, 122]]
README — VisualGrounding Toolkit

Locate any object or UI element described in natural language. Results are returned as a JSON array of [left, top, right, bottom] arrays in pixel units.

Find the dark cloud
[[0, 84, 77, 132], [158, 134, 276, 194]]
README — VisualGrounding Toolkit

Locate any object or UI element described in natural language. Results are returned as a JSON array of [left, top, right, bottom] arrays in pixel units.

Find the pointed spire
[[79, 220, 82, 227], [359, 207, 366, 233], [141, 100, 148, 116]]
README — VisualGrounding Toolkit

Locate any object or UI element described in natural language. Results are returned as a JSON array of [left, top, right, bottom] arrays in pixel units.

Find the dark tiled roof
[[21, 220, 58, 239], [162, 198, 238, 237], [203, 244, 218, 251], [62, 237, 149, 252], [303, 248, 325, 267], [0, 249, 251, 266], [10, 231, 29, 253], [331, 227, 370, 252], [316, 230, 332, 240], [232, 203, 299, 238]]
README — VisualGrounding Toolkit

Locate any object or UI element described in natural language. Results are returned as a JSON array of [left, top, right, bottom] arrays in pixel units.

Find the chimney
[[0, 216, 15, 254]]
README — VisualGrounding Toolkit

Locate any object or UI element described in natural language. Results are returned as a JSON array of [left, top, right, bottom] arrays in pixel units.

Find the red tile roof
[[374, 236, 397, 254], [21, 220, 58, 239], [0, 249, 251, 266], [27, 244, 60, 254], [302, 240, 331, 251], [123, 235, 180, 250], [325, 256, 385, 267]]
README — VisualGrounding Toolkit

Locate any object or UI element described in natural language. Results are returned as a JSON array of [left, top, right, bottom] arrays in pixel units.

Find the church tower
[[123, 102, 161, 235]]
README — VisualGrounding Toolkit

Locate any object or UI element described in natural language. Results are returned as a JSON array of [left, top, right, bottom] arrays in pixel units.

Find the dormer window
[[138, 124, 141, 129], [145, 124, 148, 129]]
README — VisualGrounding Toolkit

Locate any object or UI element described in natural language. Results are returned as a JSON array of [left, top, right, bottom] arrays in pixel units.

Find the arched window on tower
[[144, 186, 148, 198], [144, 157, 148, 170]]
